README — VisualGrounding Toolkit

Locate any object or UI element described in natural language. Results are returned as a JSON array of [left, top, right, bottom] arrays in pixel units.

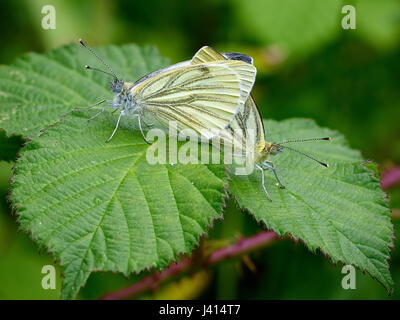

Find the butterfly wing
[[222, 52, 254, 65], [192, 46, 266, 156], [131, 59, 256, 139], [192, 46, 254, 65], [223, 97, 266, 157]]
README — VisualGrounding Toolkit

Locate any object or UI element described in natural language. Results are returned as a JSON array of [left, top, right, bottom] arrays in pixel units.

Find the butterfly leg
[[74, 99, 111, 111], [106, 110, 123, 143], [88, 107, 108, 122], [84, 100, 114, 122], [255, 164, 272, 201], [261, 161, 285, 189], [138, 116, 151, 145]]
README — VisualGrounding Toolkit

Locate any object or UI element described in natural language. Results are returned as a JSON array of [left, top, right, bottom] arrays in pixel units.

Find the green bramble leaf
[[10, 110, 227, 299], [224, 118, 394, 292], [3, 43, 226, 299]]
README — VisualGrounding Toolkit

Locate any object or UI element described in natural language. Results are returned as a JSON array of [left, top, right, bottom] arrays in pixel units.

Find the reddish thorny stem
[[101, 165, 399, 300], [381, 166, 400, 190], [101, 231, 278, 300]]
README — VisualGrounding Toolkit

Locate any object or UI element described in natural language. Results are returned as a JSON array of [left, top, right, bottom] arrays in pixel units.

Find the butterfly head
[[261, 142, 282, 159], [256, 142, 282, 162], [267, 143, 283, 156], [110, 78, 124, 94]]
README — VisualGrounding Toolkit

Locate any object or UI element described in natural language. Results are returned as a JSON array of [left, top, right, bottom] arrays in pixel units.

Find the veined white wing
[[191, 46, 266, 156], [129, 60, 256, 139]]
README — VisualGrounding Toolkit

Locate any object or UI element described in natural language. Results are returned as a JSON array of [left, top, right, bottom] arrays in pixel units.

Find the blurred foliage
[[0, 161, 61, 299], [233, 0, 342, 57], [0, 0, 399, 299]]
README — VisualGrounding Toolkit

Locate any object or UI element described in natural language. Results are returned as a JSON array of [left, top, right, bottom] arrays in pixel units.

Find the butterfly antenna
[[278, 144, 329, 167], [84, 65, 116, 78], [278, 137, 331, 144], [79, 39, 118, 80]]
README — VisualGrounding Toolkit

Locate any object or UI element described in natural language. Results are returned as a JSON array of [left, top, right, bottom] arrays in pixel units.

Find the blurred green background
[[0, 0, 399, 299]]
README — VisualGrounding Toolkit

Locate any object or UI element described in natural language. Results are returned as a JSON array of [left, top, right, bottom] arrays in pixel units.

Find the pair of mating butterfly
[[79, 40, 330, 201]]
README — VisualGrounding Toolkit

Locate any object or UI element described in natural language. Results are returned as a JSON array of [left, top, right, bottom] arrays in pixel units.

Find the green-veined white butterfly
[[78, 40, 256, 143], [192, 46, 331, 201]]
